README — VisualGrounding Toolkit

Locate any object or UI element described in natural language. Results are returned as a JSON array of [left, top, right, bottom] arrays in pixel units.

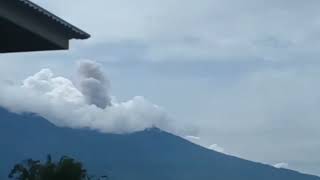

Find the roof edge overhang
[[18, 0, 90, 40], [0, 0, 90, 53]]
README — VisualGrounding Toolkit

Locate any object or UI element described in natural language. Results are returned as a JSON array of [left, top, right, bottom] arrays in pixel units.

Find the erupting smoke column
[[0, 59, 173, 134], [77, 60, 111, 109]]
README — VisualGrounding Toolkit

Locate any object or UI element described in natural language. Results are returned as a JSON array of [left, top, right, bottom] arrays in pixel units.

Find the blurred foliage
[[8, 155, 108, 180]]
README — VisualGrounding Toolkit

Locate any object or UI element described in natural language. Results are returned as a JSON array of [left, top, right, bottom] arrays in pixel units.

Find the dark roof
[[17, 0, 90, 39], [0, 0, 90, 53]]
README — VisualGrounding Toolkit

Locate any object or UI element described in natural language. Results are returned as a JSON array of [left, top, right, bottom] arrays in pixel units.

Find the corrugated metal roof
[[17, 0, 90, 39]]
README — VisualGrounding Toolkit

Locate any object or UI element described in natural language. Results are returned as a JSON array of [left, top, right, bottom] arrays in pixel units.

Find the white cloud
[[208, 144, 225, 153], [185, 135, 201, 141], [0, 60, 171, 134], [274, 162, 289, 169]]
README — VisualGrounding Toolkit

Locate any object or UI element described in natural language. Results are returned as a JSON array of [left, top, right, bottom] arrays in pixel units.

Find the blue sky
[[1, 0, 320, 175]]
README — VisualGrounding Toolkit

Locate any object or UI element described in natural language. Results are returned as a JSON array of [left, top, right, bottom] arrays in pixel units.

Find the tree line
[[8, 155, 108, 180]]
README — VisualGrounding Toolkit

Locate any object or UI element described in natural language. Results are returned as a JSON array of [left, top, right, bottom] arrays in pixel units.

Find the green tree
[[8, 155, 108, 180]]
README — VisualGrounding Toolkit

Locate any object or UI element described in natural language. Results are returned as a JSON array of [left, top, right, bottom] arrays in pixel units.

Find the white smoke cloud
[[0, 60, 170, 133], [274, 162, 289, 169], [185, 135, 201, 141], [208, 144, 225, 153]]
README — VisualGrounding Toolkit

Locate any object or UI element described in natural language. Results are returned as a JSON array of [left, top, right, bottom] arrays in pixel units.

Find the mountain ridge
[[0, 107, 319, 180]]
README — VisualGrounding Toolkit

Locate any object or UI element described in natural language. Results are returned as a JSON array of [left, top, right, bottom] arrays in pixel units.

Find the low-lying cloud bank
[[208, 144, 225, 153], [0, 60, 170, 133], [274, 162, 289, 169]]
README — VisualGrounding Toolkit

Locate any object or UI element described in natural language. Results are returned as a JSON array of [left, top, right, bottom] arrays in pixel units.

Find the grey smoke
[[0, 60, 172, 134], [77, 60, 111, 109]]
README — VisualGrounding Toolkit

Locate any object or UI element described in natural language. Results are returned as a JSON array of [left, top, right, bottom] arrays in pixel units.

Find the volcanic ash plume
[[0, 60, 171, 134], [77, 60, 111, 109]]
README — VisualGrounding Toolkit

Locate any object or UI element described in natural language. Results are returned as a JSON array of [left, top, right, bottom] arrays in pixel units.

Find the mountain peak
[[144, 127, 163, 133]]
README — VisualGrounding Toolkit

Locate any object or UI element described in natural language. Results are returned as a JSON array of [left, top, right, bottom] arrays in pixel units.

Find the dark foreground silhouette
[[9, 155, 107, 180]]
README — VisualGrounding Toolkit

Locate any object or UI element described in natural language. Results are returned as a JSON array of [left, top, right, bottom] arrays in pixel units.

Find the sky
[[1, 0, 320, 175]]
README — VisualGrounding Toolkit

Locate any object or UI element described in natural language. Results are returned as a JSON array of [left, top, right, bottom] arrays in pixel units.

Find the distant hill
[[0, 107, 319, 180]]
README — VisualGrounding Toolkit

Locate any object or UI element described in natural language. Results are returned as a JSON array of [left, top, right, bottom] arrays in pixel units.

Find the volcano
[[0, 107, 319, 180]]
